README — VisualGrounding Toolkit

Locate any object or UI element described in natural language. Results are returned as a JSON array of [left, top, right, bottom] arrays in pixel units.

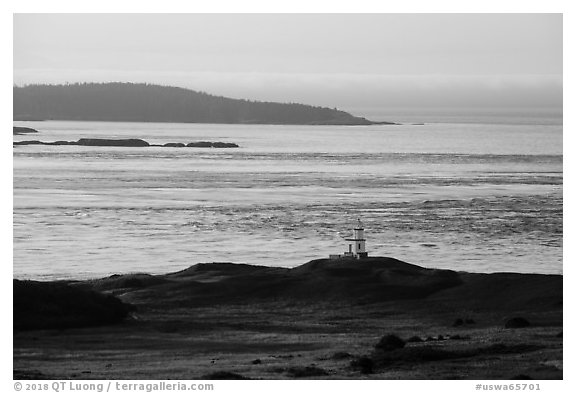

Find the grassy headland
[[13, 257, 562, 380]]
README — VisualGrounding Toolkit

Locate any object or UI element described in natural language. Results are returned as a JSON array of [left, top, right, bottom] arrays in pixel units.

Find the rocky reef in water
[[13, 126, 38, 135], [13, 138, 239, 148]]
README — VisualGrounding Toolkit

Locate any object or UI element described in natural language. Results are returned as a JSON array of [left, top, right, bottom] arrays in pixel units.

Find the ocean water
[[13, 118, 563, 280]]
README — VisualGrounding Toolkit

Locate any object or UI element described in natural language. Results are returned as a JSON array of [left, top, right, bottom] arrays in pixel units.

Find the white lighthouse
[[344, 219, 368, 259]]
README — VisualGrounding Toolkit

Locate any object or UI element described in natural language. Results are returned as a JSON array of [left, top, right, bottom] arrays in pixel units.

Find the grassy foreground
[[13, 257, 562, 380]]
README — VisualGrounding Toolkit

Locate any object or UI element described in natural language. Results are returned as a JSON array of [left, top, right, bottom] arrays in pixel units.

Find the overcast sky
[[13, 13, 562, 115]]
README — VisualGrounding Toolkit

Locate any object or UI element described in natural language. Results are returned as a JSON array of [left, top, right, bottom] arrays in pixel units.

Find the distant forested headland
[[14, 83, 391, 125]]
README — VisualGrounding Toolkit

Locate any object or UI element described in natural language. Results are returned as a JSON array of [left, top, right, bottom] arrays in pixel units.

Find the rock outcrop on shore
[[13, 138, 239, 148]]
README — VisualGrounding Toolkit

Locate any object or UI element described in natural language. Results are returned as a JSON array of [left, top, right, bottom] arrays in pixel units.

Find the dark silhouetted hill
[[13, 257, 562, 332], [13, 279, 133, 330], [13, 83, 392, 125], [80, 257, 561, 312]]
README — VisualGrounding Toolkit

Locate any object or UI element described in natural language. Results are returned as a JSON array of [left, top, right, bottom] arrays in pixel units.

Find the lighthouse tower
[[345, 219, 368, 259]]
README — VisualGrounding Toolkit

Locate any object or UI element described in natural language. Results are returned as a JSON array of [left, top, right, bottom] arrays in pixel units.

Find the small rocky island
[[13, 126, 39, 135], [13, 138, 239, 148]]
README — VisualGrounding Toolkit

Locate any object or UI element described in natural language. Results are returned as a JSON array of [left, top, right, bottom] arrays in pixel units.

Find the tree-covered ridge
[[14, 82, 386, 125]]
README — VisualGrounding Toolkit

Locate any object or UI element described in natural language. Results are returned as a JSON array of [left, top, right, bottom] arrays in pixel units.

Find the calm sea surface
[[13, 118, 563, 280]]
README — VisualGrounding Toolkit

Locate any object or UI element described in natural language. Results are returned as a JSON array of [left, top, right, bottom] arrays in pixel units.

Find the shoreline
[[14, 256, 565, 283], [13, 256, 564, 283]]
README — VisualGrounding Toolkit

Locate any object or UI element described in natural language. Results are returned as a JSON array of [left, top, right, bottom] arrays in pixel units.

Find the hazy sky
[[13, 14, 562, 115]]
